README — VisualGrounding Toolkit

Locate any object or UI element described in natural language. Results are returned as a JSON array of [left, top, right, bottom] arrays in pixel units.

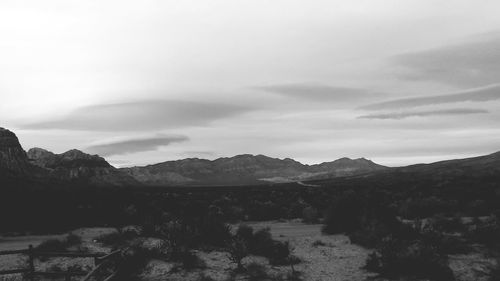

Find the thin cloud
[[394, 33, 500, 87], [254, 83, 377, 102], [360, 84, 500, 111], [21, 100, 251, 131], [358, 108, 488, 120], [86, 135, 189, 156]]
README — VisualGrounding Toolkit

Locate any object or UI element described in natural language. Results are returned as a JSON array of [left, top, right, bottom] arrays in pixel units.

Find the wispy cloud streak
[[358, 108, 488, 120], [394, 33, 500, 87], [86, 135, 189, 156], [21, 100, 252, 131], [254, 83, 377, 103], [360, 84, 500, 111]]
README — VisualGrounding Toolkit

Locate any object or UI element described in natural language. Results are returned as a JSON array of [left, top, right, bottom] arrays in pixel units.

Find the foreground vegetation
[[1, 160, 500, 280]]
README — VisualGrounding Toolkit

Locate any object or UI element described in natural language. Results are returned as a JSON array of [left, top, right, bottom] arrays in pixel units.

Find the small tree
[[302, 206, 319, 223], [227, 237, 249, 272]]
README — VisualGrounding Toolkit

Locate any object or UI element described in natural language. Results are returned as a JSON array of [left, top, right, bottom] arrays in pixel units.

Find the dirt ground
[[0, 222, 376, 281], [140, 221, 376, 281], [243, 221, 376, 281]]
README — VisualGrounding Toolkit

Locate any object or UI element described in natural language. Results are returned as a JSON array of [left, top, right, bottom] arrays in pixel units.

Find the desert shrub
[[198, 220, 232, 247], [464, 215, 500, 251], [246, 262, 269, 281], [66, 233, 82, 246], [0, 276, 21, 281], [284, 270, 304, 281], [430, 215, 467, 233], [399, 196, 454, 219], [322, 191, 362, 234], [420, 230, 470, 254], [95, 228, 138, 247], [114, 246, 151, 280], [312, 240, 326, 247], [36, 239, 68, 252], [287, 254, 302, 265], [466, 200, 490, 216], [365, 252, 381, 272], [236, 224, 254, 241], [268, 240, 291, 265], [179, 250, 205, 269], [301, 206, 319, 224], [197, 274, 216, 281], [227, 237, 249, 271], [365, 236, 454, 281], [251, 228, 274, 256], [36, 233, 83, 252], [233, 226, 296, 266], [490, 260, 500, 281]]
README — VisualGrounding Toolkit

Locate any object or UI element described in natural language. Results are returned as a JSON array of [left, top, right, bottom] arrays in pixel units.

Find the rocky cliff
[[0, 127, 33, 175], [27, 147, 138, 186]]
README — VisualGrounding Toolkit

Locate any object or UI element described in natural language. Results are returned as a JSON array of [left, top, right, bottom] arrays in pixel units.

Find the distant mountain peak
[[0, 127, 32, 175], [27, 147, 136, 186]]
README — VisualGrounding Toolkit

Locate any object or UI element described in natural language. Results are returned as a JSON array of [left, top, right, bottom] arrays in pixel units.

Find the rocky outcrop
[[0, 127, 32, 175], [27, 147, 138, 186]]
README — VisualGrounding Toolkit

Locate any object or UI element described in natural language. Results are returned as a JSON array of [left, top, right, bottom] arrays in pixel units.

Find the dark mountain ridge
[[120, 153, 387, 186], [0, 127, 34, 176], [27, 147, 138, 186], [1, 127, 499, 189], [310, 150, 500, 193], [0, 127, 137, 186]]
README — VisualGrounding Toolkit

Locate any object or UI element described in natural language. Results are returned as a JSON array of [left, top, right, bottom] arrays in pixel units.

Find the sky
[[1, 0, 500, 167]]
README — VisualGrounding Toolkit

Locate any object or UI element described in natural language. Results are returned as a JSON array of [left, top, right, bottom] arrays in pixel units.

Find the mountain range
[[0, 127, 386, 186], [1, 126, 499, 188], [120, 154, 386, 186]]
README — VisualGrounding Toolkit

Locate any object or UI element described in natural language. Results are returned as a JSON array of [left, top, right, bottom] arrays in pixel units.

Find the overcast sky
[[1, 0, 500, 167]]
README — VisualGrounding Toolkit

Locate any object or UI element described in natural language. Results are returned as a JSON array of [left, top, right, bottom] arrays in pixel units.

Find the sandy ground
[[141, 221, 376, 281], [244, 221, 376, 281], [1, 221, 496, 280], [1, 223, 377, 281]]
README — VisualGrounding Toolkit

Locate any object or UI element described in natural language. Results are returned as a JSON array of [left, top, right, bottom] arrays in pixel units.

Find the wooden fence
[[0, 245, 121, 281]]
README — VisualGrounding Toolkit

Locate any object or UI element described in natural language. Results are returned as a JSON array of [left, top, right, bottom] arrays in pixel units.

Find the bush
[[322, 192, 362, 234], [233, 226, 297, 266], [365, 236, 454, 281], [66, 233, 82, 246], [312, 240, 326, 247], [302, 206, 319, 224], [490, 260, 500, 281], [36, 239, 68, 252], [430, 215, 467, 233], [236, 224, 254, 241], [95, 229, 138, 247], [251, 228, 274, 256], [197, 274, 216, 281], [227, 237, 249, 271], [114, 246, 151, 280], [467, 216, 500, 249], [180, 251, 206, 269], [246, 262, 269, 281], [268, 241, 291, 266], [36, 233, 83, 252]]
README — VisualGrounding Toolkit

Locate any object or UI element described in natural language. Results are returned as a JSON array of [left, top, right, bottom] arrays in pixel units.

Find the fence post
[[28, 244, 35, 281]]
